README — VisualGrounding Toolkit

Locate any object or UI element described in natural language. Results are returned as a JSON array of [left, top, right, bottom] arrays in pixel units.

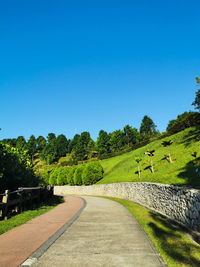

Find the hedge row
[[48, 162, 104, 186]]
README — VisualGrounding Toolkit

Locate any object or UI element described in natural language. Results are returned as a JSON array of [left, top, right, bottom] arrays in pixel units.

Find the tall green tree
[[68, 134, 80, 153], [47, 133, 56, 143], [16, 136, 27, 152], [140, 115, 157, 140], [40, 133, 57, 164], [110, 130, 124, 151], [80, 132, 91, 149], [56, 134, 69, 158], [123, 125, 140, 146], [36, 136, 46, 152], [27, 135, 37, 163], [192, 77, 200, 112], [96, 130, 111, 154]]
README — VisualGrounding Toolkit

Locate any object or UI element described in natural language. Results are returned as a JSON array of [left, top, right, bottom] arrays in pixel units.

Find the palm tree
[[161, 140, 173, 163], [145, 150, 155, 173], [135, 156, 142, 178]]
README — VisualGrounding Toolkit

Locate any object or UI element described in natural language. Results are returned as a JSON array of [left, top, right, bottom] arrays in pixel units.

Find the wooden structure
[[0, 186, 53, 220]]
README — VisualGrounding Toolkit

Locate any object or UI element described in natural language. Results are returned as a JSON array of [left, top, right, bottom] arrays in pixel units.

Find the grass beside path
[[105, 197, 200, 267], [0, 196, 64, 235]]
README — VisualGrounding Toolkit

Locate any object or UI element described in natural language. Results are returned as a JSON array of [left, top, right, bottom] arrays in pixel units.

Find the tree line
[[1, 115, 159, 164]]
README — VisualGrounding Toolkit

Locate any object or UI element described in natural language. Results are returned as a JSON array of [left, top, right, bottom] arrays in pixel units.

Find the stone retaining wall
[[54, 183, 200, 232]]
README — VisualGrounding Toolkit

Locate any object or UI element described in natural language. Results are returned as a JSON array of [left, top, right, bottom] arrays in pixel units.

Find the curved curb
[[20, 197, 87, 267]]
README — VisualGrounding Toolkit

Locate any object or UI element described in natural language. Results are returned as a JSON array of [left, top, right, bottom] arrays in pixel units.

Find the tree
[[192, 77, 200, 112], [27, 135, 37, 163], [96, 130, 111, 154], [68, 134, 80, 153], [40, 133, 57, 164], [47, 133, 56, 143], [73, 139, 86, 161], [145, 150, 155, 173], [16, 136, 27, 152], [123, 125, 140, 146], [36, 136, 46, 152], [135, 156, 142, 178], [110, 130, 124, 151], [56, 134, 69, 158], [80, 132, 91, 149], [140, 116, 157, 140], [161, 140, 173, 163]]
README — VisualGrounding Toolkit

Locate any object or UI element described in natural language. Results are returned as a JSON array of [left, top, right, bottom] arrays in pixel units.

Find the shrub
[[82, 162, 104, 185], [57, 167, 69, 185], [67, 166, 77, 185], [74, 165, 85, 185], [38, 168, 52, 185], [49, 168, 59, 185]]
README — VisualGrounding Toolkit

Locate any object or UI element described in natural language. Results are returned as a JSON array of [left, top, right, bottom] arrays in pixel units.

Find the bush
[[82, 162, 104, 185], [74, 165, 85, 185], [49, 168, 59, 185], [57, 167, 69, 185], [67, 166, 77, 185], [38, 168, 53, 185]]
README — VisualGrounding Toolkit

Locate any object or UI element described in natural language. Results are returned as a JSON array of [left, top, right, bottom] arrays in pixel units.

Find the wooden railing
[[0, 186, 53, 220]]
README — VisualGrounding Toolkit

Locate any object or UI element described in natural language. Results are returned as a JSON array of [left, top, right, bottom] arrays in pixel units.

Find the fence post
[[2, 190, 9, 220]]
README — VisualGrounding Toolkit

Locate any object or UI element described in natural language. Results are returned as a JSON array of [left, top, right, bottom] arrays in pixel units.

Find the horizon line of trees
[[1, 115, 159, 164], [1, 77, 200, 166]]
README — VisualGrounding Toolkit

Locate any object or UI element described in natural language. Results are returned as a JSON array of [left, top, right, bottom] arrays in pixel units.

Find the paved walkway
[[32, 196, 166, 267], [0, 196, 84, 267]]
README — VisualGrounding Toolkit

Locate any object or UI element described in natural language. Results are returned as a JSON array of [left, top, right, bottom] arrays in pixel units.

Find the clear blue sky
[[1, 0, 200, 141]]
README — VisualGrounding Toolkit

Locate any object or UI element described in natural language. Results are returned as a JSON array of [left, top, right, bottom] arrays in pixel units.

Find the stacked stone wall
[[54, 183, 200, 232]]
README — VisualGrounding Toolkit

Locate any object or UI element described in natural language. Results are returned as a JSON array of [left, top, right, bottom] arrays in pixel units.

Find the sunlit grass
[[98, 127, 200, 186]]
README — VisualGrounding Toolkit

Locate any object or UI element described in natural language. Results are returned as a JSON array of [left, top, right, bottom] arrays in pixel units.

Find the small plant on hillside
[[144, 150, 155, 173], [135, 156, 142, 178], [161, 140, 173, 163]]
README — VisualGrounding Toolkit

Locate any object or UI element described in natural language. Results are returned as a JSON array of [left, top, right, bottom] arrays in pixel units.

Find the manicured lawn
[[105, 197, 200, 267], [98, 127, 200, 186], [0, 196, 63, 235]]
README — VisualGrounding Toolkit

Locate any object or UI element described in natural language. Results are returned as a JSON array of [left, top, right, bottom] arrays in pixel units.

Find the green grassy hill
[[98, 127, 200, 186]]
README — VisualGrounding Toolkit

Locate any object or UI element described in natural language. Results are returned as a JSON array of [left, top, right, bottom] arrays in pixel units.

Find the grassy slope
[[98, 127, 200, 186], [105, 197, 200, 267]]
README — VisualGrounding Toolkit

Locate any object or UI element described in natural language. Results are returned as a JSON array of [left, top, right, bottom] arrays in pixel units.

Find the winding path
[[32, 196, 166, 267]]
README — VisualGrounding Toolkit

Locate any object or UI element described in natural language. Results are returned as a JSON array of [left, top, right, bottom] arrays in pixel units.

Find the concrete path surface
[[32, 196, 167, 267], [0, 196, 84, 267]]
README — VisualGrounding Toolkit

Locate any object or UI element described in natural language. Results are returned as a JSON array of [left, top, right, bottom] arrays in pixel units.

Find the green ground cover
[[99, 127, 200, 186], [0, 196, 63, 235], [105, 197, 200, 267]]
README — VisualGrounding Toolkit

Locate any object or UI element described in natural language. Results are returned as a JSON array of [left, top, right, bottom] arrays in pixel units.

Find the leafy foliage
[[74, 165, 85, 185], [82, 162, 104, 185], [192, 77, 200, 111], [0, 143, 39, 192], [140, 116, 158, 140]]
